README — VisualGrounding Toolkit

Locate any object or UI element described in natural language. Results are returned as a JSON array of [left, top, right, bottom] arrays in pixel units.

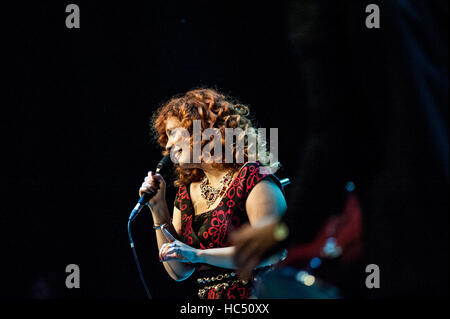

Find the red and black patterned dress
[[174, 161, 283, 299]]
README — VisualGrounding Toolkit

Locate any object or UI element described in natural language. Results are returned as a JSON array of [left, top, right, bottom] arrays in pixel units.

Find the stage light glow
[[295, 271, 308, 283], [345, 181, 356, 192], [310, 257, 322, 269], [323, 237, 337, 255], [304, 275, 315, 286]]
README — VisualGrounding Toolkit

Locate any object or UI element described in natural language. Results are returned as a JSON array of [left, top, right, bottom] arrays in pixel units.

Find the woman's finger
[[140, 183, 155, 195], [159, 245, 165, 260], [142, 182, 155, 190], [159, 243, 170, 260], [164, 245, 180, 255], [163, 253, 187, 262], [159, 243, 168, 254]]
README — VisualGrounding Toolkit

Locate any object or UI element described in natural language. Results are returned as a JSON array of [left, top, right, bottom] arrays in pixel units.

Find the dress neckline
[[186, 162, 253, 219]]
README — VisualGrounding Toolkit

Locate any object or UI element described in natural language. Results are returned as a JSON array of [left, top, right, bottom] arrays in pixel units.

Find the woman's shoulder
[[238, 161, 261, 172], [238, 161, 274, 177], [235, 161, 282, 195]]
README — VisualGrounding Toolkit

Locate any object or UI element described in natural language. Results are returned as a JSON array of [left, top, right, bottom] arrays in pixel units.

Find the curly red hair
[[151, 88, 278, 186]]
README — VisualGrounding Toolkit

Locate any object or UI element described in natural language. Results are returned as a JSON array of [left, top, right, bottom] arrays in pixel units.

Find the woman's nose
[[166, 135, 178, 151], [166, 139, 173, 151]]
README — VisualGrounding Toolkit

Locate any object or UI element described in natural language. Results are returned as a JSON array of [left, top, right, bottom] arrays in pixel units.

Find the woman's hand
[[139, 171, 166, 206], [159, 239, 200, 264]]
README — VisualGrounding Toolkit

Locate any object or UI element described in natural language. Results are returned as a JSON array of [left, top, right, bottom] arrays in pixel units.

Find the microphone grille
[[156, 155, 172, 174]]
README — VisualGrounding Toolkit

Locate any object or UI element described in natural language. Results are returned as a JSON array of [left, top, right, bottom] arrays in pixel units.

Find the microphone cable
[[127, 216, 152, 299]]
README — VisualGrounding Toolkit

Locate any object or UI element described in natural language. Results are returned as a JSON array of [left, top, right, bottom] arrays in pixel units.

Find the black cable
[[127, 218, 152, 299]]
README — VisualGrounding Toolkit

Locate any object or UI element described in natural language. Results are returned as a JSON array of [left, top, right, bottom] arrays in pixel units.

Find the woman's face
[[165, 117, 199, 168]]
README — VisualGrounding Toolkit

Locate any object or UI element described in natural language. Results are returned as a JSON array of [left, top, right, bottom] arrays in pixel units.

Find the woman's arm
[[161, 180, 287, 270], [196, 180, 287, 268], [195, 245, 286, 269], [151, 203, 195, 281], [139, 171, 195, 282]]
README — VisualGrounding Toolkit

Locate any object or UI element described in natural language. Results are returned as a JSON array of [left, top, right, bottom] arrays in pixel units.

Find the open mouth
[[173, 148, 182, 160]]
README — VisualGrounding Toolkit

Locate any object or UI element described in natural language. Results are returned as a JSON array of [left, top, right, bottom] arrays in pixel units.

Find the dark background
[[2, 1, 448, 299], [3, 1, 302, 298]]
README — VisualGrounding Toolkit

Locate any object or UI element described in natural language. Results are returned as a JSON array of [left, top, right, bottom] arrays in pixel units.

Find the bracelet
[[153, 223, 167, 230], [153, 218, 172, 230]]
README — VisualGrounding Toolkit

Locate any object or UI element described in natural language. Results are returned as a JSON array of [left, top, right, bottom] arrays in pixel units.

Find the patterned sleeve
[[174, 185, 190, 211], [240, 162, 284, 200]]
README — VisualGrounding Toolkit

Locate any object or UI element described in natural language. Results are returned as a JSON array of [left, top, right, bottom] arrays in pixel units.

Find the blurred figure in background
[[232, 0, 448, 298]]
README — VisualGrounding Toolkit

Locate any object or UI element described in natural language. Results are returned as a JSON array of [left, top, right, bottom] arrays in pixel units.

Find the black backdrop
[[3, 1, 448, 300], [3, 1, 303, 298]]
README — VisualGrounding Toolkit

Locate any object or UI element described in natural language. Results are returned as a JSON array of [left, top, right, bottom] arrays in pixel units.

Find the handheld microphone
[[129, 155, 171, 222], [127, 155, 171, 299]]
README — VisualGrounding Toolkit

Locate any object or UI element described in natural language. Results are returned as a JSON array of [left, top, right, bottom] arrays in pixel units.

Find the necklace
[[200, 169, 235, 208]]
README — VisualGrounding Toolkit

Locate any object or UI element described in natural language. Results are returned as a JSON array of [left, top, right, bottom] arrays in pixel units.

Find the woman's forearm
[[196, 246, 285, 270], [158, 223, 196, 281], [150, 202, 195, 281], [196, 247, 237, 269]]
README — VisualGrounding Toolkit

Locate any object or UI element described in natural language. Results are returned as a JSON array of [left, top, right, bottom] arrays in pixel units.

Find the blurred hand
[[230, 222, 280, 280]]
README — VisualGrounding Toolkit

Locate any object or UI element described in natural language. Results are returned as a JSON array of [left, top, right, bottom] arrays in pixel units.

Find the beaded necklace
[[200, 169, 235, 208]]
